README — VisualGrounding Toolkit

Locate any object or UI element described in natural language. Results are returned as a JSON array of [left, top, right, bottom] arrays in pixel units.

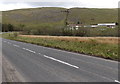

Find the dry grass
[[20, 35, 119, 44], [3, 33, 118, 60]]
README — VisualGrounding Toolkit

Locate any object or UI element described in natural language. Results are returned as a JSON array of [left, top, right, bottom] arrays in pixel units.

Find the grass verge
[[2, 33, 119, 61]]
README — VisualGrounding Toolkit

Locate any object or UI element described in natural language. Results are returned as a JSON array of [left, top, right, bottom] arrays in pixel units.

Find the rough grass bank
[[2, 33, 119, 61]]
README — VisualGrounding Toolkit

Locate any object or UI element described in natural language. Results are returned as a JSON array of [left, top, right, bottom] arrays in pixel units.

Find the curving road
[[2, 38, 119, 82]]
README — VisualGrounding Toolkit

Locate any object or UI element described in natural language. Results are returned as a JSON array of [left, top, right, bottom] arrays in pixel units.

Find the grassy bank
[[3, 33, 119, 61]]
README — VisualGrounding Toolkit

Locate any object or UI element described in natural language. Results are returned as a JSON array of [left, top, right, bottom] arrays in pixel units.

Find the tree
[[0, 23, 2, 32], [116, 22, 118, 25], [2, 24, 8, 32], [19, 24, 25, 31], [77, 21, 80, 24], [8, 24, 14, 32]]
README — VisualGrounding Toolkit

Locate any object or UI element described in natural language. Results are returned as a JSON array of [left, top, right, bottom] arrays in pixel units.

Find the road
[[2, 38, 119, 82]]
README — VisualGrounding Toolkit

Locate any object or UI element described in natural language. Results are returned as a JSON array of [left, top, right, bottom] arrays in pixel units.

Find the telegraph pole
[[61, 9, 70, 26], [61, 9, 70, 35]]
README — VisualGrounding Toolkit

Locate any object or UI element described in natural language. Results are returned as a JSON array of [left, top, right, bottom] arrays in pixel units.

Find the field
[[20, 35, 119, 44], [3, 33, 119, 61]]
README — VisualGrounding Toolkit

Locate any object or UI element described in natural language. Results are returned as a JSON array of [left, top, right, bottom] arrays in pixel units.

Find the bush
[[30, 30, 40, 35], [13, 32, 18, 37]]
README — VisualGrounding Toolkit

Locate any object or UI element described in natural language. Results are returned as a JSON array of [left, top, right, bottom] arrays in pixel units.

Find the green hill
[[3, 7, 66, 25], [2, 7, 118, 32], [68, 8, 117, 24], [3, 7, 118, 24]]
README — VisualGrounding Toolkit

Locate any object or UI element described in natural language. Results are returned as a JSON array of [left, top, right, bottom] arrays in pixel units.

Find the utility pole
[[61, 9, 70, 26], [61, 9, 70, 35]]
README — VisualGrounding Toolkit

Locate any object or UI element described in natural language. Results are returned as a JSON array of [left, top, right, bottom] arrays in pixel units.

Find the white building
[[84, 25, 98, 28], [98, 23, 116, 28], [68, 24, 83, 30]]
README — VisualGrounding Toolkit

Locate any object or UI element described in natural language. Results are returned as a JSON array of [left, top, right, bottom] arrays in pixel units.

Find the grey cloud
[[22, 2, 85, 8]]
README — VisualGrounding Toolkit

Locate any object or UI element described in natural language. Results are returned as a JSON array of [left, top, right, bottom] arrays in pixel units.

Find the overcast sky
[[0, 0, 119, 11]]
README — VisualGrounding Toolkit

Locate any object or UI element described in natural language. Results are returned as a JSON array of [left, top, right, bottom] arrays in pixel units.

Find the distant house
[[89, 24, 99, 28], [68, 24, 83, 30], [68, 23, 117, 29], [84, 23, 116, 28], [97, 23, 116, 28], [84, 25, 98, 28]]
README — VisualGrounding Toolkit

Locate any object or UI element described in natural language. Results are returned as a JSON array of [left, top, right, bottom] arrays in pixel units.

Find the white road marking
[[7, 42, 11, 44], [22, 48, 26, 50], [38, 53, 42, 55], [13, 44, 20, 48], [22, 48, 36, 53], [44, 46, 118, 63], [115, 80, 120, 83], [43, 55, 79, 69], [26, 49, 36, 53], [43, 54, 112, 81]]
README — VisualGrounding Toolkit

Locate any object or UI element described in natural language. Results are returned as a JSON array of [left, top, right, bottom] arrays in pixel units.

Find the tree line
[[1, 23, 118, 37], [2, 24, 14, 32], [1, 23, 25, 32]]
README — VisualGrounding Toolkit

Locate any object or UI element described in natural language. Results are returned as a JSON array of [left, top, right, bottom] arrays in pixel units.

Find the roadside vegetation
[[1, 23, 118, 37], [2, 33, 119, 61]]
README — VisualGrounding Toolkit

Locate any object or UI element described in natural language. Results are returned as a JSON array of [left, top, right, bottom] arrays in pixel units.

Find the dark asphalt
[[2, 38, 119, 82]]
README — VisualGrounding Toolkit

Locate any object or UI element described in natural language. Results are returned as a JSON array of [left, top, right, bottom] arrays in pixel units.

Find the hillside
[[3, 7, 118, 26], [2, 7, 118, 36], [3, 7, 66, 25]]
